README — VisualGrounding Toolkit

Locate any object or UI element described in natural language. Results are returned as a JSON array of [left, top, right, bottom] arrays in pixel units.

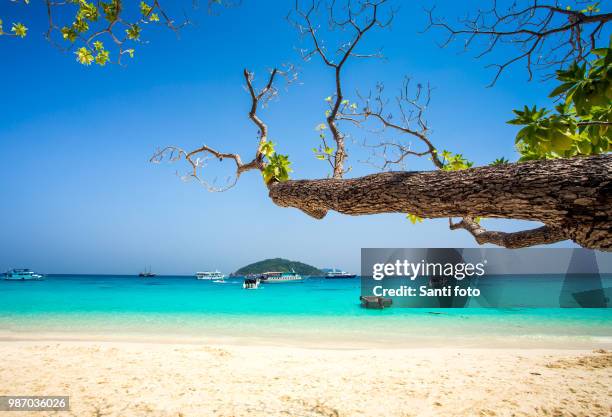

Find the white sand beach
[[0, 339, 610, 417]]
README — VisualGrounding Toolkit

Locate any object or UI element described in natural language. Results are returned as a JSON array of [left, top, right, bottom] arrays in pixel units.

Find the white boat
[[325, 269, 357, 279], [196, 270, 225, 280], [139, 266, 156, 277], [259, 271, 302, 283], [4, 269, 44, 280]]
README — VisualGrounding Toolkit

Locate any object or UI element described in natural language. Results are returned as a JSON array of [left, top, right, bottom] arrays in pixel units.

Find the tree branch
[[150, 67, 284, 190], [426, 1, 612, 84], [339, 78, 443, 170], [448, 217, 566, 248], [292, 0, 393, 178], [268, 154, 612, 250]]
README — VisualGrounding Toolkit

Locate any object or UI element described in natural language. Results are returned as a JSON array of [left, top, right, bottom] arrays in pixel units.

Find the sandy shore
[[0, 340, 610, 417]]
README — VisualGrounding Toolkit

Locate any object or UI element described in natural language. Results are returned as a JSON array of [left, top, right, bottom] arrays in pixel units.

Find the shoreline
[[0, 340, 610, 417], [1, 329, 611, 350]]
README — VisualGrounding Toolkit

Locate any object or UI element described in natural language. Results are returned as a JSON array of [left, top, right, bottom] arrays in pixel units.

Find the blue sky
[[0, 0, 578, 274]]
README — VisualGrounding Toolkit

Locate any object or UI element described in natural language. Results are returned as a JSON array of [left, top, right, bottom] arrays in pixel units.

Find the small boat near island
[[139, 266, 156, 277], [243, 277, 260, 289], [325, 269, 357, 279], [196, 271, 225, 280], [3, 268, 44, 281]]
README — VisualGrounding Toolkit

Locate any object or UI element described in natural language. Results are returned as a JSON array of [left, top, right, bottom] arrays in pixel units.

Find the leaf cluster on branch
[[0, 0, 229, 65], [510, 40, 611, 160]]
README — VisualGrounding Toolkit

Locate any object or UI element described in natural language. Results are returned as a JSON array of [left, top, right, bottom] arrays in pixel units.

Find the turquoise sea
[[0, 275, 610, 348]]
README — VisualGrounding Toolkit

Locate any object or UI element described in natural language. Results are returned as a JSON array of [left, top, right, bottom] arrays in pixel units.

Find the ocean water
[[0, 275, 610, 347]]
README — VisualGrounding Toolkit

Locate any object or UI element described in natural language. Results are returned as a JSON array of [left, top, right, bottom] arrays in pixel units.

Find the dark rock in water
[[359, 296, 392, 309]]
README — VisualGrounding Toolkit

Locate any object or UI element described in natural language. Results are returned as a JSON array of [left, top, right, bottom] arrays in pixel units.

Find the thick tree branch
[[268, 154, 612, 250]]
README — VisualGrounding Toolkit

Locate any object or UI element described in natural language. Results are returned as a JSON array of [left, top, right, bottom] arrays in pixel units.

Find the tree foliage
[[509, 40, 611, 161], [0, 0, 227, 65], [261, 142, 293, 184]]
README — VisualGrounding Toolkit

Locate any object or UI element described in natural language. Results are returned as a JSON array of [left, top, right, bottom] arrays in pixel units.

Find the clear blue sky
[[0, 0, 577, 274]]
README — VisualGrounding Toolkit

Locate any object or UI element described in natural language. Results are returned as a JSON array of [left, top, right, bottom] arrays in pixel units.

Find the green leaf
[[11, 22, 27, 38], [550, 131, 574, 152], [548, 82, 576, 98], [101, 0, 120, 21], [591, 48, 608, 57], [440, 150, 473, 171], [61, 27, 77, 42], [490, 157, 510, 166], [126, 24, 141, 40], [406, 213, 423, 224], [262, 152, 292, 184], [95, 50, 110, 66], [75, 47, 94, 65], [77, 1, 99, 21], [140, 1, 153, 16], [259, 140, 275, 158], [72, 18, 89, 33]]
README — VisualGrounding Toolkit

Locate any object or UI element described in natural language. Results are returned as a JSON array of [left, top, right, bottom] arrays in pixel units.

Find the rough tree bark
[[268, 154, 612, 251]]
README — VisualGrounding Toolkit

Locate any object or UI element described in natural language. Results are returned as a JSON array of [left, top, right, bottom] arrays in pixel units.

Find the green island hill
[[233, 258, 323, 276]]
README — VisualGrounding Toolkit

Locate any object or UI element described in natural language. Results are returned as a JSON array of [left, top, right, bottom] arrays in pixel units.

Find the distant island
[[233, 258, 322, 276]]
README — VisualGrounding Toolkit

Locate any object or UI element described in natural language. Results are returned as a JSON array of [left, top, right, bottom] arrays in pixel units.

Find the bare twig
[[150, 67, 287, 191], [425, 1, 612, 85], [290, 0, 394, 178], [339, 77, 443, 170]]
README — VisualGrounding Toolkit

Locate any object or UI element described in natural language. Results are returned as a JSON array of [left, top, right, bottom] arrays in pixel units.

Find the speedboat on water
[[4, 269, 44, 280], [243, 277, 260, 289]]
